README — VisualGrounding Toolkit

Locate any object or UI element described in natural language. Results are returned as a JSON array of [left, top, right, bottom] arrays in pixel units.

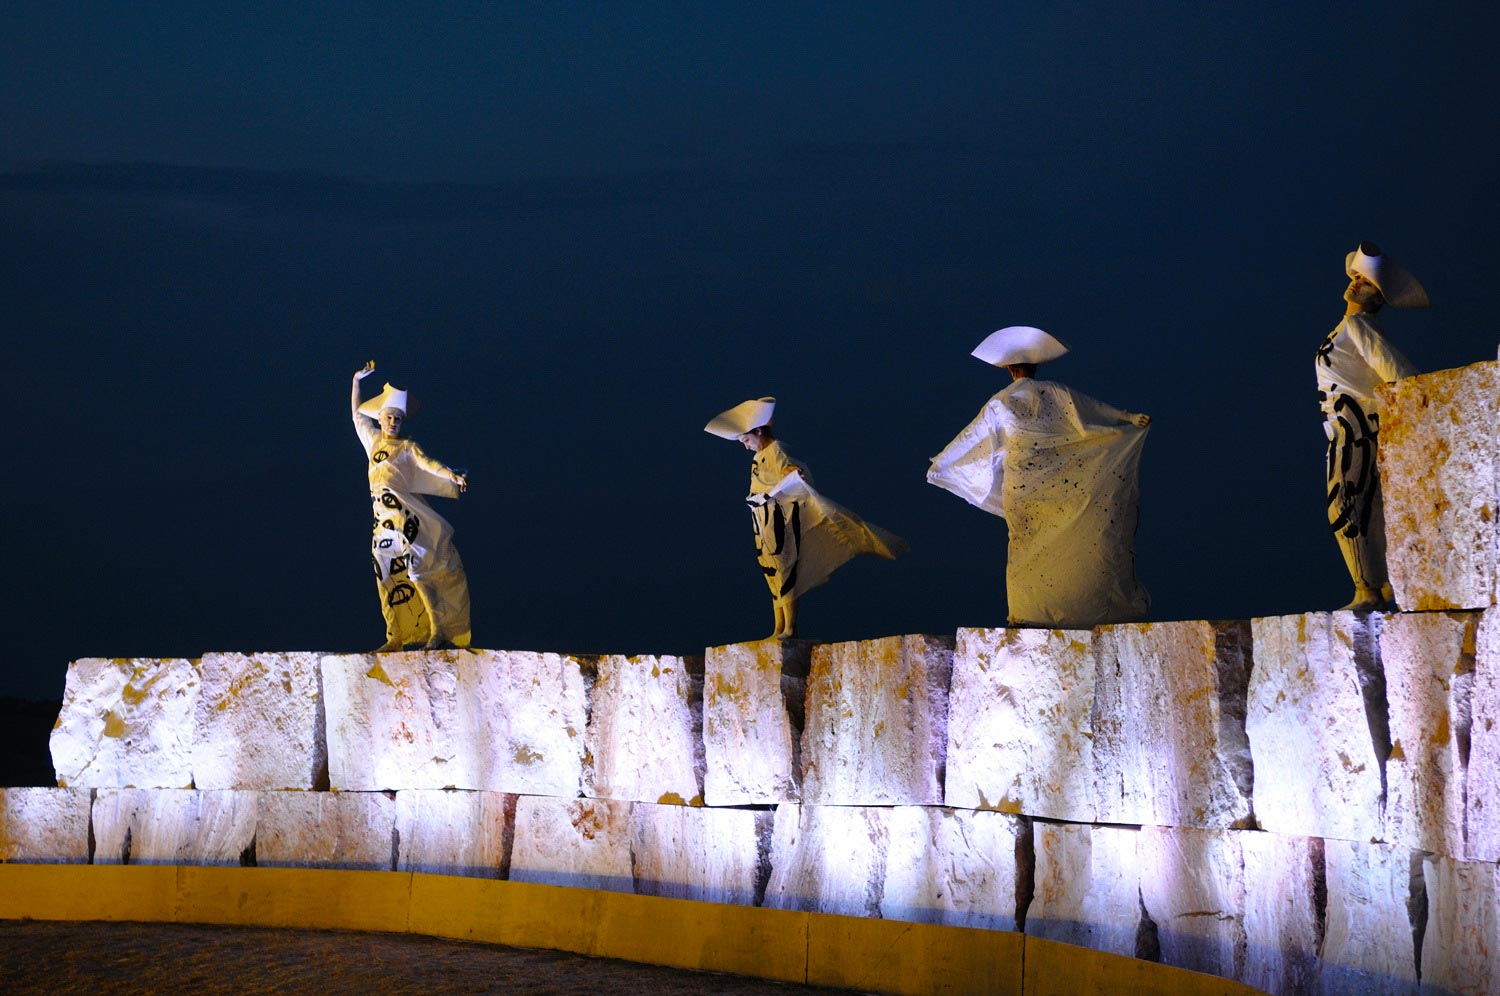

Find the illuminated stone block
[[945, 627, 1094, 821], [92, 788, 256, 865], [1137, 826, 1245, 980], [320, 651, 467, 790], [880, 807, 1029, 931], [1421, 855, 1499, 996], [630, 802, 769, 906], [584, 654, 703, 804], [800, 635, 952, 806], [1380, 611, 1476, 856], [191, 652, 326, 790], [509, 795, 634, 893], [1379, 361, 1500, 611], [762, 803, 890, 917], [0, 787, 91, 863], [1468, 607, 1500, 861], [1025, 823, 1140, 957], [1093, 620, 1253, 828], [1247, 612, 1385, 841], [254, 791, 395, 870], [50, 657, 199, 788], [702, 640, 809, 805], [1239, 831, 1322, 996], [395, 789, 512, 878], [1319, 839, 1422, 993], [465, 650, 587, 796]]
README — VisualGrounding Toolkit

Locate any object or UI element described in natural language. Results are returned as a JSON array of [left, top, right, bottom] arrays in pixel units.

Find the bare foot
[[374, 639, 403, 653]]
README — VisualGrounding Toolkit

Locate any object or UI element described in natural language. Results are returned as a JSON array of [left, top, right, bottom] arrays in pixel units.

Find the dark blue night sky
[[4, 3, 1496, 699]]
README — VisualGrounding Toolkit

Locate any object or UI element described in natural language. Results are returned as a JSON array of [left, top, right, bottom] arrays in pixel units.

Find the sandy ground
[[0, 921, 855, 996]]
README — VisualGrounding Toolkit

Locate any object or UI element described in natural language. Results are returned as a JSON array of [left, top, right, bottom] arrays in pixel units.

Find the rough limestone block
[[395, 789, 512, 878], [509, 795, 634, 893], [1093, 620, 1253, 828], [1025, 823, 1141, 958], [1240, 831, 1322, 996], [630, 801, 769, 906], [50, 657, 200, 788], [321, 651, 467, 790], [880, 807, 1029, 931], [254, 791, 395, 870], [584, 654, 703, 804], [192, 652, 327, 790], [463, 650, 588, 796], [0, 787, 92, 863], [1468, 607, 1500, 861], [945, 627, 1095, 821], [702, 640, 809, 805], [1248, 613, 1387, 841], [1320, 839, 1422, 995], [1137, 826, 1246, 981], [1421, 855, 1499, 996], [93, 789, 257, 866], [763, 803, 891, 918], [1379, 361, 1499, 611], [1380, 612, 1475, 857], [800, 635, 953, 806]]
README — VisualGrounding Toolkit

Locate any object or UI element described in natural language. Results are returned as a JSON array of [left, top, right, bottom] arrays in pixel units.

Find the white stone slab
[[880, 807, 1028, 931], [945, 627, 1094, 821], [50, 657, 200, 788], [1468, 607, 1500, 861], [1320, 839, 1421, 995], [320, 651, 467, 790], [509, 795, 634, 893], [1421, 855, 1499, 996], [1240, 831, 1322, 996], [584, 654, 703, 804], [92, 788, 257, 866], [631, 802, 768, 906], [395, 789, 511, 877], [800, 635, 952, 806], [254, 791, 395, 871], [1093, 620, 1254, 828], [1025, 823, 1141, 958], [1137, 826, 1246, 981], [1379, 361, 1499, 611], [1248, 613, 1387, 841], [1380, 612, 1475, 857], [0, 787, 92, 863], [702, 640, 810, 805], [463, 650, 587, 796], [762, 803, 890, 918], [191, 652, 326, 791]]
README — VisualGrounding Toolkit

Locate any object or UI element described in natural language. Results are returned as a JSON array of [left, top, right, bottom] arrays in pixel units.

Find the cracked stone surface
[[1421, 854, 1499, 996], [1467, 607, 1500, 861], [192, 652, 326, 791], [584, 654, 704, 804], [0, 787, 92, 863], [1240, 831, 1323, 996], [702, 640, 808, 805], [1025, 822, 1141, 958], [395, 789, 512, 878], [1137, 826, 1246, 981], [509, 795, 634, 894], [50, 657, 200, 789], [762, 803, 891, 918], [1319, 839, 1422, 995], [254, 790, 395, 871], [630, 801, 768, 906], [880, 806, 1029, 931], [92, 788, 257, 866], [945, 627, 1095, 822]]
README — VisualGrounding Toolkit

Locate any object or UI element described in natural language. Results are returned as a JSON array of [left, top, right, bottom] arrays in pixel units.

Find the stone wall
[[15, 362, 1500, 996]]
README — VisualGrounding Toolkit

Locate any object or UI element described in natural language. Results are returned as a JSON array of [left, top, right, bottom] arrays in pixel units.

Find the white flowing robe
[[927, 379, 1149, 628], [748, 441, 908, 607], [355, 415, 471, 647]]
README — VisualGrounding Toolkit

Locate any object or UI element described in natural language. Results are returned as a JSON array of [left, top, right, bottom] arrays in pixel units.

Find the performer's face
[[1343, 273, 1384, 312], [379, 408, 405, 438], [737, 431, 764, 452]]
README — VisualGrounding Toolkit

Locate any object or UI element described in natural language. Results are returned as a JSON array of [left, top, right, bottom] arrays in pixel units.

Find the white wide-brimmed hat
[[358, 383, 410, 417], [1346, 242, 1429, 309], [971, 326, 1071, 367], [705, 397, 776, 439]]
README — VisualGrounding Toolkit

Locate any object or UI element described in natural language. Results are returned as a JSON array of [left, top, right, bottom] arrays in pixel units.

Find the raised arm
[[352, 360, 375, 419]]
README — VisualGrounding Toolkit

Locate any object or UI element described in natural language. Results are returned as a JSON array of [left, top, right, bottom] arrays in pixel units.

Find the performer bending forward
[[928, 326, 1150, 628], [352, 361, 471, 650], [706, 397, 908, 640]]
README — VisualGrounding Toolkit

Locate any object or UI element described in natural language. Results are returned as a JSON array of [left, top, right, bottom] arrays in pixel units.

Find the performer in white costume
[[706, 398, 908, 640], [351, 362, 471, 650], [1316, 242, 1427, 610], [927, 327, 1151, 628]]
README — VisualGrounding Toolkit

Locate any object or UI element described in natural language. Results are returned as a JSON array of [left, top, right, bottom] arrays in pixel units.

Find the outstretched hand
[[452, 472, 468, 494], [355, 360, 376, 381], [1132, 413, 1151, 428]]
